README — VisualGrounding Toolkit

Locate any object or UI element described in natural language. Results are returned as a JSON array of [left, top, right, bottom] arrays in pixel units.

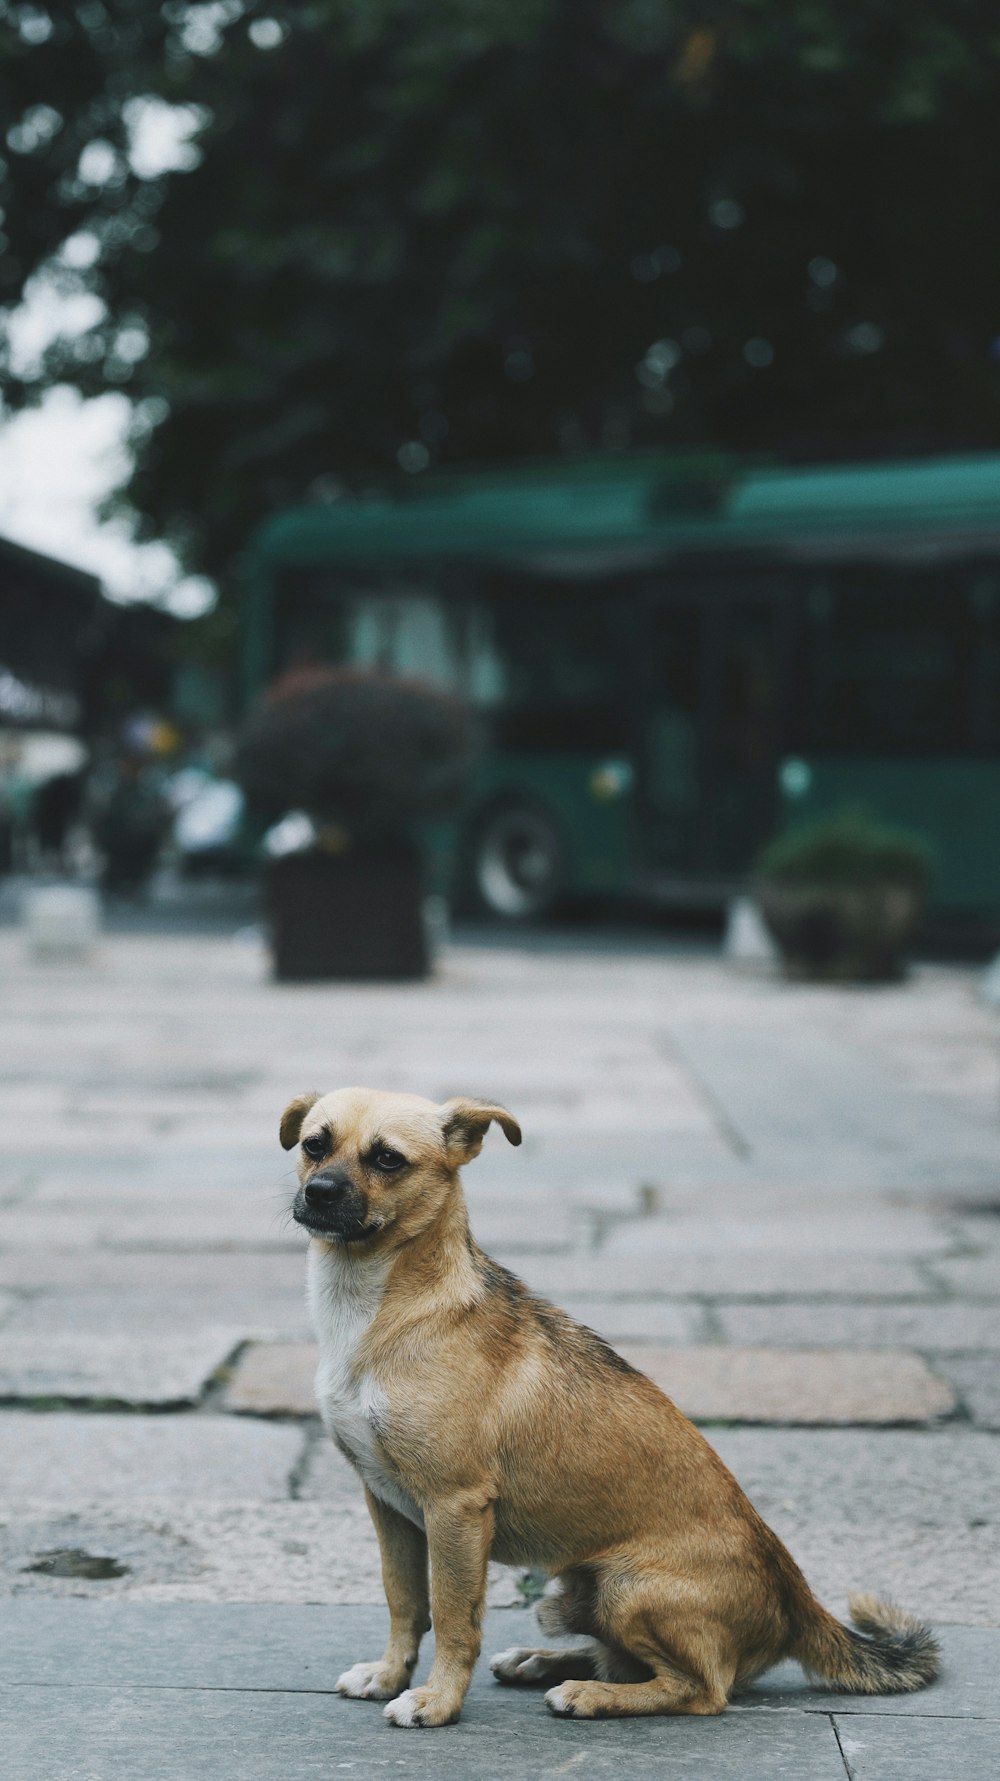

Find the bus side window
[[805, 575, 970, 755], [346, 591, 460, 687], [465, 603, 507, 707]]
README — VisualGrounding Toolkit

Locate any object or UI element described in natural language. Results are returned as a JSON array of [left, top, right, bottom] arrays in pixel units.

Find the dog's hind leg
[[491, 1637, 650, 1687], [545, 1574, 735, 1719], [490, 1644, 599, 1687], [545, 1665, 728, 1719]]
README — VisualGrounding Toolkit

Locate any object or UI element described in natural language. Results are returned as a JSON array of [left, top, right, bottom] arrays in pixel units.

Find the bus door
[[640, 582, 789, 879]]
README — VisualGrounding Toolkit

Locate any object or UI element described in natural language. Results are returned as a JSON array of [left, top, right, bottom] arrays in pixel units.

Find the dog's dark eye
[[301, 1132, 328, 1161], [373, 1147, 406, 1173]]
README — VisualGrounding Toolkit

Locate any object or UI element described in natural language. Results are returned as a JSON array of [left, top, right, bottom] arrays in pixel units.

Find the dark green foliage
[[2, 3, 1000, 587], [756, 808, 932, 890], [234, 666, 477, 841]]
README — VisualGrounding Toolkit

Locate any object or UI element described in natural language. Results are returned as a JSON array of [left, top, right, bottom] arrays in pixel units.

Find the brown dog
[[281, 1086, 938, 1729]]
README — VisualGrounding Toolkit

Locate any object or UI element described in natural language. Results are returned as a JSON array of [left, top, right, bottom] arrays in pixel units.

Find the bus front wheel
[[469, 802, 567, 920]]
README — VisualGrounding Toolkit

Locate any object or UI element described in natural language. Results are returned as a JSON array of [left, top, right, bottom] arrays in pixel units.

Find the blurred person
[[33, 770, 84, 871], [0, 736, 18, 873], [0, 746, 35, 873], [91, 750, 168, 900]]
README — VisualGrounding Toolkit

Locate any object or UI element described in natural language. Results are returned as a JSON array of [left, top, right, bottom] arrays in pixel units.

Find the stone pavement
[[1, 918, 999, 1775], [3, 1604, 998, 1781]]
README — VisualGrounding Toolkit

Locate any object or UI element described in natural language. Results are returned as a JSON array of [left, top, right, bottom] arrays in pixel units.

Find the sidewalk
[[4, 1604, 997, 1780], [1, 920, 998, 1775]]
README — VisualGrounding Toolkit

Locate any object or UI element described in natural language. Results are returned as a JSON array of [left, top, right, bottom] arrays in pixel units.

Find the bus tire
[[466, 800, 567, 920]]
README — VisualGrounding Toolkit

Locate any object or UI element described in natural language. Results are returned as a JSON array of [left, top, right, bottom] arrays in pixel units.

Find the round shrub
[[756, 808, 932, 892], [236, 666, 477, 846]]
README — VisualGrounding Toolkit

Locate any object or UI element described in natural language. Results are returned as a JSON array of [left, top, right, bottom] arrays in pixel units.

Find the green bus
[[244, 451, 1000, 920]]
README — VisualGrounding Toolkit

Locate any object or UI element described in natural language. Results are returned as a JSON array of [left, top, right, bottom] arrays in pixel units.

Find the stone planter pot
[[754, 877, 923, 982], [265, 845, 428, 981]]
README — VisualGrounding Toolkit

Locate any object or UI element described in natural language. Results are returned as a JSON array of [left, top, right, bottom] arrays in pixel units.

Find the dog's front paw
[[335, 1661, 401, 1701], [383, 1686, 460, 1728], [546, 1681, 611, 1720], [546, 1683, 576, 1718]]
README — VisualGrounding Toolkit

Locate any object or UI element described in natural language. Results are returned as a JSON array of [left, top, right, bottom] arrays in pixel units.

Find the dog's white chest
[[307, 1246, 423, 1528]]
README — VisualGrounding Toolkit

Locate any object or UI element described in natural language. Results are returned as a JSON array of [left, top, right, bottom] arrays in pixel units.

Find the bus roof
[[249, 451, 1000, 570]]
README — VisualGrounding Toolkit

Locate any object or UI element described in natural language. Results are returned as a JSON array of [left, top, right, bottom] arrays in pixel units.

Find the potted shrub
[[236, 667, 476, 980], [754, 809, 932, 982]]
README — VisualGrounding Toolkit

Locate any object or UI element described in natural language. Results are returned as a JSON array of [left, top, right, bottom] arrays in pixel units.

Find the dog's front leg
[[384, 1490, 493, 1728], [336, 1488, 430, 1702]]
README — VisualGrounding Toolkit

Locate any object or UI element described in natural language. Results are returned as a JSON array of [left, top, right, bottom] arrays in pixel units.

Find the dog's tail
[[793, 1592, 939, 1695]]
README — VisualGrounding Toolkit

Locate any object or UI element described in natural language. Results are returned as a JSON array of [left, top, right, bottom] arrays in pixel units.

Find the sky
[[0, 380, 214, 619]]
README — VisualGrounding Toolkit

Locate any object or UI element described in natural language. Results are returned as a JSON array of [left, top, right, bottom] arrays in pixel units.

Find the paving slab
[[4, 1492, 993, 1619], [716, 1301, 1000, 1352], [0, 1196, 300, 1250], [0, 1498, 381, 1603], [222, 1337, 951, 1424], [938, 1353, 1000, 1430], [452, 1197, 576, 1251], [557, 1296, 705, 1342], [4, 1683, 850, 1781], [708, 1428, 1000, 1624], [5, 1604, 998, 1778], [620, 1346, 953, 1424], [0, 1499, 523, 1607], [0, 1607, 850, 1781], [0, 1331, 245, 1406], [765, 1522, 1000, 1627], [709, 1427, 1000, 1526], [496, 1250, 937, 1300], [224, 1342, 319, 1416], [0, 1412, 303, 1500], [602, 1209, 953, 1257], [299, 1437, 384, 1506], [0, 1603, 990, 1712], [2, 1290, 312, 1339], [0, 1600, 459, 1688], [832, 1712, 1000, 1779], [942, 1214, 1000, 1254], [20, 1152, 292, 1198], [0, 1246, 308, 1294], [670, 1015, 1000, 1195], [746, 1626, 1000, 1718], [931, 1253, 1000, 1297]]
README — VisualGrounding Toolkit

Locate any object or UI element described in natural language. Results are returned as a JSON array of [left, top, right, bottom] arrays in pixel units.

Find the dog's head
[[280, 1086, 521, 1249]]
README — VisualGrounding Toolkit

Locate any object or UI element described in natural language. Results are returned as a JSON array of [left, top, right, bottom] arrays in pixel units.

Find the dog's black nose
[[304, 1171, 353, 1206]]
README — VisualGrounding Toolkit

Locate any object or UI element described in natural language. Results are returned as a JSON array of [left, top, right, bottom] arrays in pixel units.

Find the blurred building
[[0, 534, 190, 868], [0, 534, 182, 742], [0, 535, 99, 739]]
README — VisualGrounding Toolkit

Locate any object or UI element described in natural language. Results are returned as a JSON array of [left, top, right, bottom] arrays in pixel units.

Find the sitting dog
[[282, 1086, 938, 1729]]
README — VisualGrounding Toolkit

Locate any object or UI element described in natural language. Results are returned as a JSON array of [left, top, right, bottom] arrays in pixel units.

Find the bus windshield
[[274, 567, 629, 750]]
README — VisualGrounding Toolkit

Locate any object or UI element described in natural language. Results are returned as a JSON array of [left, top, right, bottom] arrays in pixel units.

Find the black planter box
[[755, 877, 922, 982], [265, 848, 428, 981]]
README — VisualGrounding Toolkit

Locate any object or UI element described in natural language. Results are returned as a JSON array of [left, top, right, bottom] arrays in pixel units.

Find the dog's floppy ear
[[279, 1092, 320, 1151], [441, 1097, 522, 1164]]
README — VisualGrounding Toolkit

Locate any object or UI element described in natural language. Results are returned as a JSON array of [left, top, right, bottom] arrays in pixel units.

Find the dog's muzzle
[[293, 1171, 374, 1242]]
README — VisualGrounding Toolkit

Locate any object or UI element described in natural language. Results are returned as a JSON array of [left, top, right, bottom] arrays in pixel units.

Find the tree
[[2, 1, 999, 591]]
